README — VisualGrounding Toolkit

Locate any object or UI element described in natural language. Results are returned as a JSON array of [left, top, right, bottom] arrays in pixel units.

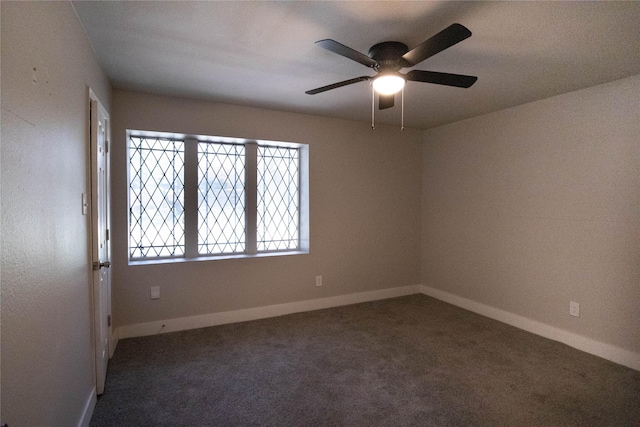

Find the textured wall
[[1, 2, 111, 425], [422, 75, 640, 354], [111, 90, 423, 328]]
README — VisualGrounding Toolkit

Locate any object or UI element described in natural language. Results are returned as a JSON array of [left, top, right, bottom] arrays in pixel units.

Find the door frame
[[88, 87, 113, 395]]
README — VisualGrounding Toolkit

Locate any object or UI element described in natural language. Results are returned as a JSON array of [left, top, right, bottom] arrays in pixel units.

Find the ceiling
[[72, 1, 640, 130]]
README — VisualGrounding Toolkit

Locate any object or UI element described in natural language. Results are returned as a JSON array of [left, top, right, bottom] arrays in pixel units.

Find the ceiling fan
[[306, 23, 477, 111]]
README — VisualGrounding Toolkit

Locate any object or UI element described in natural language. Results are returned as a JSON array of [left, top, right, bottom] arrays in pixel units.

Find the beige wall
[[111, 90, 423, 328], [422, 75, 640, 354], [1, 1, 112, 425]]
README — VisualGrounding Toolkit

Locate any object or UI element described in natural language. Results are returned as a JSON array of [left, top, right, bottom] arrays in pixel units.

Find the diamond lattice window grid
[[127, 130, 307, 262], [257, 146, 300, 251], [129, 136, 185, 258], [198, 142, 246, 254]]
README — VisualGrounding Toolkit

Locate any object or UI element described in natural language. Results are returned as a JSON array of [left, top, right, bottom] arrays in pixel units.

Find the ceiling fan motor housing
[[368, 42, 409, 72]]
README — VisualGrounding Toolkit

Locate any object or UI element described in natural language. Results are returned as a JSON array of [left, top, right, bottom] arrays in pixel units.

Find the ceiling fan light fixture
[[372, 74, 405, 95]]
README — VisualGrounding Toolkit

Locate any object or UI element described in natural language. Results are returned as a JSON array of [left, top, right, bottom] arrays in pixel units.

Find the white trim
[[116, 283, 639, 372], [88, 88, 112, 395], [419, 285, 640, 372], [77, 387, 97, 427], [118, 285, 421, 339]]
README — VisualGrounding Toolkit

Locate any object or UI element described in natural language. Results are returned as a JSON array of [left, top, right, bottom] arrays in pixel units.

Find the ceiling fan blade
[[401, 23, 472, 67], [406, 70, 477, 88], [305, 76, 371, 95], [378, 94, 395, 110], [316, 39, 378, 68]]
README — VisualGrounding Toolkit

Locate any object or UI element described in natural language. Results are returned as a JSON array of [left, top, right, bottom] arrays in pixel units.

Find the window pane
[[129, 136, 185, 258], [257, 146, 300, 251], [197, 143, 246, 254]]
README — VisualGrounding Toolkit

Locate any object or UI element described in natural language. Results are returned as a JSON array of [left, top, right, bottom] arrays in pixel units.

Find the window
[[128, 136, 185, 258], [257, 145, 300, 251], [128, 131, 308, 262], [197, 143, 246, 254]]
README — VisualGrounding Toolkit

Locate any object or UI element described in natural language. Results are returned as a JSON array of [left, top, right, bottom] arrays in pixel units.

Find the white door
[[90, 90, 112, 395]]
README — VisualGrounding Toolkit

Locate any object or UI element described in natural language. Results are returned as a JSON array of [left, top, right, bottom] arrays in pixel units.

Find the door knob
[[93, 261, 111, 270]]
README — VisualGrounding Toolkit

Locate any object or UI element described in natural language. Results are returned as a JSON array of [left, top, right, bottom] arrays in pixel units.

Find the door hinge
[[106, 229, 110, 241], [105, 140, 109, 153], [107, 314, 112, 327]]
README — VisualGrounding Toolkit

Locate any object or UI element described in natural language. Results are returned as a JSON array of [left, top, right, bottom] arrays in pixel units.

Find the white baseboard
[[419, 285, 640, 372], [115, 283, 638, 371], [118, 285, 421, 339], [78, 387, 96, 427]]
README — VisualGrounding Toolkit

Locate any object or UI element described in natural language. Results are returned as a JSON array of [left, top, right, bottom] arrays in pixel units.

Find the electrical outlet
[[151, 286, 160, 300], [315, 275, 323, 287], [569, 301, 580, 317]]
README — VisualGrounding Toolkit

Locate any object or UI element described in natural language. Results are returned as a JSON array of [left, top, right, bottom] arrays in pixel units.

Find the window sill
[[128, 250, 309, 266]]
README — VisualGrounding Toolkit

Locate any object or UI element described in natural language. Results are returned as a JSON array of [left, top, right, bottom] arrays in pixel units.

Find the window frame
[[127, 130, 309, 265]]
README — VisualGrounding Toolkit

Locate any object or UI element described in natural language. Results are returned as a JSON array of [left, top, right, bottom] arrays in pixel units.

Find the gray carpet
[[90, 295, 640, 426]]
